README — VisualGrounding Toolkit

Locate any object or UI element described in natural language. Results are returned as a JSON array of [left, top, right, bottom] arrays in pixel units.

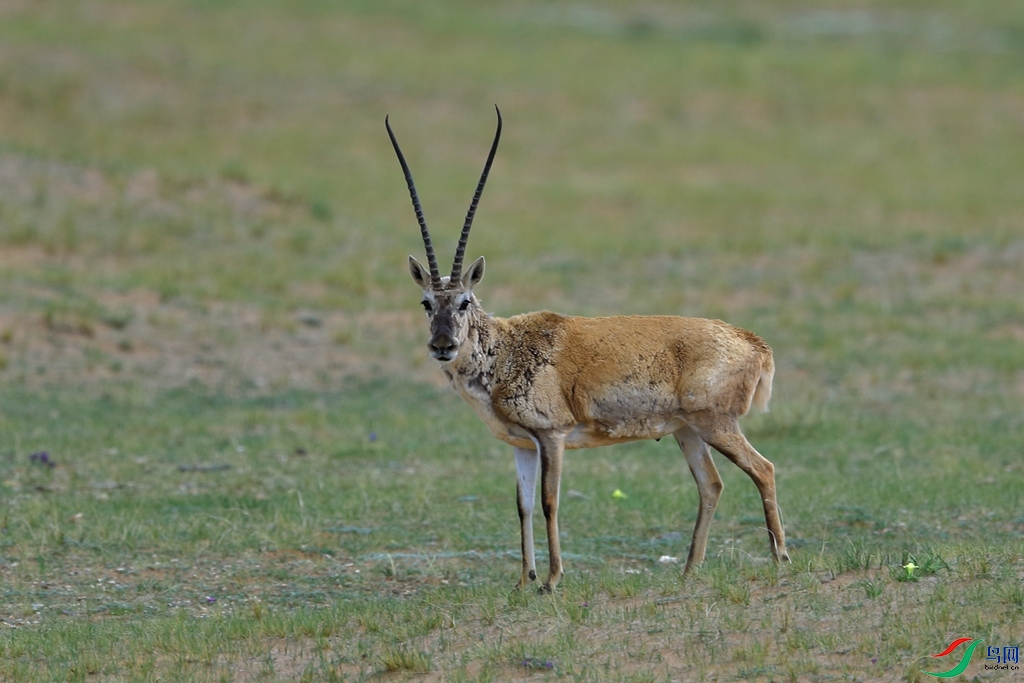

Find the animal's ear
[[409, 256, 432, 289], [461, 256, 485, 290]]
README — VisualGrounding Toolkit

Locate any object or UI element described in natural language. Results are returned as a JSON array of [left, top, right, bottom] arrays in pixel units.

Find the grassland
[[1, 1, 1022, 681]]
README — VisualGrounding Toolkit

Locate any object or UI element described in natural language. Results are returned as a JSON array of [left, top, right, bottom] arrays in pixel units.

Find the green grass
[[1, 1, 1023, 680]]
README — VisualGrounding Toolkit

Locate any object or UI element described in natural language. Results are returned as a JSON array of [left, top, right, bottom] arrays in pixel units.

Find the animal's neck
[[444, 309, 500, 390]]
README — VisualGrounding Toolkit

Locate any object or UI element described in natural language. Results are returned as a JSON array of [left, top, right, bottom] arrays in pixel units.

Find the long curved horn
[[451, 105, 502, 285], [386, 115, 442, 290]]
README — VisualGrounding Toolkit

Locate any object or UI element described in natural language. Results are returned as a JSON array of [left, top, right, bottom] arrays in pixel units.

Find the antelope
[[386, 107, 789, 592]]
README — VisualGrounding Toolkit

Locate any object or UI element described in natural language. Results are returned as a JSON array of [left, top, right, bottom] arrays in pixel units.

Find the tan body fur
[[388, 109, 789, 592], [444, 311, 773, 450]]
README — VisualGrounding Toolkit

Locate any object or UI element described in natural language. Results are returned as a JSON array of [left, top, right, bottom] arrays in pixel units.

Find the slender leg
[[695, 415, 789, 564], [537, 433, 566, 592], [513, 446, 539, 590], [673, 424, 723, 573]]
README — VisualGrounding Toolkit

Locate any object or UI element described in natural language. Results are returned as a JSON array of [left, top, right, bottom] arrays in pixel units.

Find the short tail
[[752, 352, 774, 413]]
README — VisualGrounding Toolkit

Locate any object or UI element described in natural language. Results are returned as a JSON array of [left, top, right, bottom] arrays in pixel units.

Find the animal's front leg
[[513, 446, 539, 590], [537, 433, 566, 592]]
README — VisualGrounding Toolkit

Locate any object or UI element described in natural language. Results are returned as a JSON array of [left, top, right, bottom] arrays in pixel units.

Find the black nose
[[430, 339, 458, 355]]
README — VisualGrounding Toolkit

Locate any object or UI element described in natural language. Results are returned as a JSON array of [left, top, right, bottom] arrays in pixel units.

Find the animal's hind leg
[[691, 414, 789, 564], [673, 424, 723, 573]]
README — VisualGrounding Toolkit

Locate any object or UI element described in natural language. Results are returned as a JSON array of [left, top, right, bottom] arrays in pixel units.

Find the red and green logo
[[924, 637, 983, 678]]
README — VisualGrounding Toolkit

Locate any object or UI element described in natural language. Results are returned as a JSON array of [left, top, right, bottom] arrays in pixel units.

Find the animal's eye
[[459, 299, 471, 312], [421, 300, 432, 313]]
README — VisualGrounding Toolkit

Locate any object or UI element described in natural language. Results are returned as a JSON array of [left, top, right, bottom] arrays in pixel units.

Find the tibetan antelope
[[386, 107, 789, 592]]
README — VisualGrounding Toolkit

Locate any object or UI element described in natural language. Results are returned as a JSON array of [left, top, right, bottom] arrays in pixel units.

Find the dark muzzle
[[429, 331, 459, 361]]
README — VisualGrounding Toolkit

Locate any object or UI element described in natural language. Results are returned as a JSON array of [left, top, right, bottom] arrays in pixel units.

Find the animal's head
[[387, 107, 501, 362]]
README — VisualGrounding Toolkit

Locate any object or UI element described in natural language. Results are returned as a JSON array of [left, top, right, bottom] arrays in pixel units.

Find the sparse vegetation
[[1, 1, 1022, 681]]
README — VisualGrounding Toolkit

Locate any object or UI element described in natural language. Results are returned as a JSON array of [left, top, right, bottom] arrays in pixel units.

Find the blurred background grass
[[2, 0, 1023, 567], [2, 0, 1022, 449], [2, 0, 1022, 309], [0, 2, 1022, 678]]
